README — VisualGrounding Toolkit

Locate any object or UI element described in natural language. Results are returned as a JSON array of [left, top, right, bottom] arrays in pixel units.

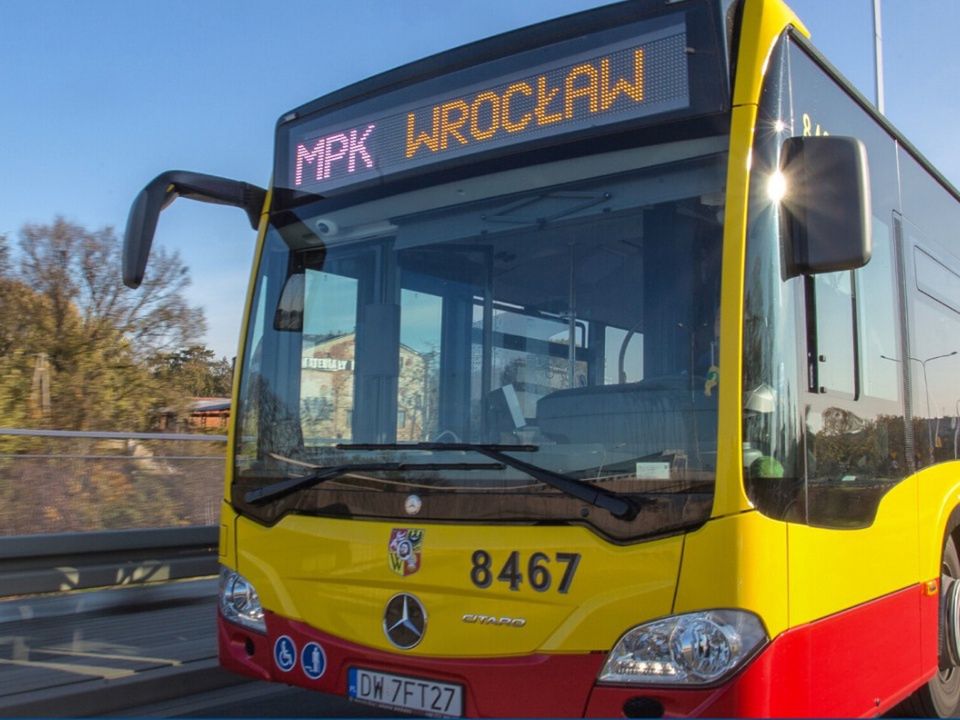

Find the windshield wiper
[[245, 461, 504, 505], [337, 442, 640, 521]]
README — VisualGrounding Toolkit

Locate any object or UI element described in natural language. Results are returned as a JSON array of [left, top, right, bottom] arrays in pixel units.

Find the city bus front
[[217, 1, 758, 716]]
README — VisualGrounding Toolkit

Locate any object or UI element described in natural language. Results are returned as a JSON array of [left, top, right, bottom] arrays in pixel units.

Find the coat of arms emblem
[[388, 528, 424, 576]]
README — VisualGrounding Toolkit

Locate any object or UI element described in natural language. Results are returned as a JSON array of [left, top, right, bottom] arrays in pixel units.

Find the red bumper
[[587, 584, 935, 718], [219, 584, 936, 717], [219, 610, 604, 717]]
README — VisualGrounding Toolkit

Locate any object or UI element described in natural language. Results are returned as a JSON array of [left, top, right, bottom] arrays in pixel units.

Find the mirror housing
[[779, 136, 871, 277], [123, 171, 267, 289]]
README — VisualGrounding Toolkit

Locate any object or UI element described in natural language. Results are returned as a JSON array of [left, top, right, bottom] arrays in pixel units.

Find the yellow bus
[[124, 0, 960, 715]]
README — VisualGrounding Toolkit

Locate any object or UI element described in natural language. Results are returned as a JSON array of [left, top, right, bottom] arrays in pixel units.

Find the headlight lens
[[218, 566, 266, 633], [599, 610, 767, 685]]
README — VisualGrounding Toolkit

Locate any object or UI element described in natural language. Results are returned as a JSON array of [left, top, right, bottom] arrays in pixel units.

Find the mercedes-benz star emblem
[[404, 494, 422, 515], [383, 593, 427, 649]]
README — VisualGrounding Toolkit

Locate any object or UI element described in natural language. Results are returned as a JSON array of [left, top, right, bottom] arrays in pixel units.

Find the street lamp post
[[955, 399, 960, 460], [881, 351, 957, 417], [872, 0, 885, 114], [917, 351, 958, 422], [881, 351, 958, 459]]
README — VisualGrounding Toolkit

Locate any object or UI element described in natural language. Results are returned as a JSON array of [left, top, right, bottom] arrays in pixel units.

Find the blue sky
[[2, 0, 958, 359]]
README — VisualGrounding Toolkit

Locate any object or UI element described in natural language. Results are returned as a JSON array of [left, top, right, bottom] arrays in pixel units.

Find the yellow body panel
[[787, 479, 920, 626], [732, 0, 808, 110], [219, 501, 238, 568], [674, 511, 789, 637], [918, 463, 960, 579], [236, 515, 683, 655]]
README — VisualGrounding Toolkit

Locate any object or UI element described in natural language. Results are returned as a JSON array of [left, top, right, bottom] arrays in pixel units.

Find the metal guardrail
[[0, 428, 228, 441], [0, 427, 227, 536], [0, 526, 219, 597], [0, 428, 223, 596]]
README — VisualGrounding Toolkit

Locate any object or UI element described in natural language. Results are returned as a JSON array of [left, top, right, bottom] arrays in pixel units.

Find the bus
[[123, 0, 960, 715]]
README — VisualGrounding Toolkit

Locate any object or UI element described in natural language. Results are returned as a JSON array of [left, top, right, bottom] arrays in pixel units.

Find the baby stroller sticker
[[388, 528, 424, 576]]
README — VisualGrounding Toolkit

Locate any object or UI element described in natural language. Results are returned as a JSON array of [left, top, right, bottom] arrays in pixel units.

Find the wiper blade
[[338, 442, 639, 521], [245, 461, 504, 505]]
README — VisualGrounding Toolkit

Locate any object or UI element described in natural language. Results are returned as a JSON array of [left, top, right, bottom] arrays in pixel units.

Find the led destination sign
[[285, 20, 691, 194]]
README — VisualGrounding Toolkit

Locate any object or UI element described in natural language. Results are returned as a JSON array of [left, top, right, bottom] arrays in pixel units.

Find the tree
[[0, 234, 52, 434], [151, 345, 233, 398], [19, 218, 205, 360], [0, 220, 229, 534], [1, 217, 207, 431]]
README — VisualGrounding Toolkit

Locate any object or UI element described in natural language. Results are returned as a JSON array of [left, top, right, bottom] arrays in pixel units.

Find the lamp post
[[954, 399, 960, 460], [872, 0, 885, 114], [917, 351, 958, 423], [881, 351, 958, 458], [881, 351, 957, 418]]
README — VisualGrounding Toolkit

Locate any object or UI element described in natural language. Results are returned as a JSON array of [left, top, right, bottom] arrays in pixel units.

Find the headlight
[[599, 610, 767, 685], [219, 566, 266, 633]]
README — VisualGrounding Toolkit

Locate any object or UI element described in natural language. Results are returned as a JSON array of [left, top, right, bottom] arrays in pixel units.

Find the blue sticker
[[274, 635, 296, 672], [300, 641, 327, 680]]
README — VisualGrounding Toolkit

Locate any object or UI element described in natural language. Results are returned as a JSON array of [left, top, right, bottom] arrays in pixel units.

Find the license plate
[[348, 667, 463, 717]]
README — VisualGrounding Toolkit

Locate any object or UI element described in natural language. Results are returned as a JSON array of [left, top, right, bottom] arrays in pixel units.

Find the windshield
[[235, 137, 725, 541]]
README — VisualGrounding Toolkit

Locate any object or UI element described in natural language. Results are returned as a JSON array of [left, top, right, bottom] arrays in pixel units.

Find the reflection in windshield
[[235, 141, 725, 540]]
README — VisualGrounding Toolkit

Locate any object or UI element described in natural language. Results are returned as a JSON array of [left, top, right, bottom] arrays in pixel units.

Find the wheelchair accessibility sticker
[[274, 635, 296, 672]]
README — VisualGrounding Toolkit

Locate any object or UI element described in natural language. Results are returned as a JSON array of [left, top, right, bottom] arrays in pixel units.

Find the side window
[[744, 36, 908, 529], [236, 233, 311, 465], [808, 220, 899, 402], [809, 271, 856, 396], [742, 37, 805, 522], [899, 146, 960, 470], [236, 274, 269, 466], [789, 41, 906, 527], [905, 235, 960, 468], [802, 221, 906, 527], [857, 220, 900, 402]]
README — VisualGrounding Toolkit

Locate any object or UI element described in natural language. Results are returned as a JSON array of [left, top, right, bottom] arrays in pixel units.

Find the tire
[[899, 535, 960, 717]]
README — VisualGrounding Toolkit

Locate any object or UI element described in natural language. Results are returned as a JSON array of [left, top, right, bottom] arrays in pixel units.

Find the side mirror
[[123, 171, 267, 289], [779, 136, 871, 277]]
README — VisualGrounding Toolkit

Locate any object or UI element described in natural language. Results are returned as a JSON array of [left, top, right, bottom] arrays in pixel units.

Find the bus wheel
[[903, 536, 960, 717]]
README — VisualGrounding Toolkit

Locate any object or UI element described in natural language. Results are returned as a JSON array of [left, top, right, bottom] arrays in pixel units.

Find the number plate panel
[[348, 667, 464, 717]]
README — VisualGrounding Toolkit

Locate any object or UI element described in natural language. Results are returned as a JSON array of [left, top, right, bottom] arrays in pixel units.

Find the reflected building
[[300, 334, 431, 442]]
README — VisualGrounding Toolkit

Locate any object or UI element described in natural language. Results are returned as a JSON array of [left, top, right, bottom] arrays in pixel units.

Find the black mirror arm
[[166, 173, 267, 230], [123, 171, 266, 289]]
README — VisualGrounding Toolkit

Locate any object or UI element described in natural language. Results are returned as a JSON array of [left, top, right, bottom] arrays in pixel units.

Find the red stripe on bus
[[219, 610, 603, 717], [218, 583, 936, 717], [586, 583, 935, 718]]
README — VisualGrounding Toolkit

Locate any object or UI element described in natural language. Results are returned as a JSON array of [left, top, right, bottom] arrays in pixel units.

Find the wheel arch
[[944, 505, 960, 552], [917, 466, 960, 580]]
